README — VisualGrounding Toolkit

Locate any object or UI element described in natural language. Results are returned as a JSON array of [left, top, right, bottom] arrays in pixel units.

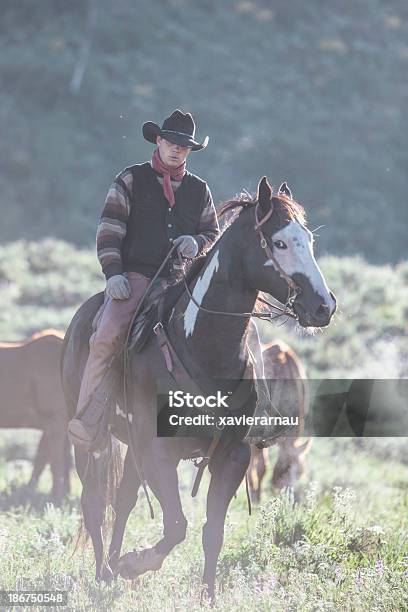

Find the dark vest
[[121, 162, 207, 278]]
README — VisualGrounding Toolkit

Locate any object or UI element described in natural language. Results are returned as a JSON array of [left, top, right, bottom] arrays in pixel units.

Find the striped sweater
[[96, 164, 220, 280]]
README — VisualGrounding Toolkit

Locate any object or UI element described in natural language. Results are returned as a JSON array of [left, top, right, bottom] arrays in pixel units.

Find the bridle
[[254, 200, 302, 314], [178, 200, 302, 323]]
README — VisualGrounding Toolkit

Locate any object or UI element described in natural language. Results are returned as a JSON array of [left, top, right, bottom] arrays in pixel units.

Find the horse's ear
[[278, 181, 292, 199], [257, 176, 273, 212]]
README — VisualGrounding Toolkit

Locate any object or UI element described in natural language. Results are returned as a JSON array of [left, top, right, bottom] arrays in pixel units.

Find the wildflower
[[334, 565, 342, 584], [376, 556, 384, 575], [306, 481, 318, 512], [333, 486, 356, 517]]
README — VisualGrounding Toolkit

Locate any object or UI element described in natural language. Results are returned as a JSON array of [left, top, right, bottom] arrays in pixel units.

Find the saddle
[[127, 278, 192, 353], [91, 259, 207, 357], [128, 300, 159, 353]]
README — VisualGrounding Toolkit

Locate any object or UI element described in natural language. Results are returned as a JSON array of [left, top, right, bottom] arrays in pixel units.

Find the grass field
[[0, 432, 407, 611], [0, 242, 407, 610]]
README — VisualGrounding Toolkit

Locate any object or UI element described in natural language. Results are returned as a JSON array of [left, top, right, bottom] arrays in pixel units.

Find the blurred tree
[[70, 0, 98, 93]]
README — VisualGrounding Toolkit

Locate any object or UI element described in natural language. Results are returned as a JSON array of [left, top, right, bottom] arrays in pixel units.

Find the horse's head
[[272, 438, 312, 490], [242, 176, 337, 328]]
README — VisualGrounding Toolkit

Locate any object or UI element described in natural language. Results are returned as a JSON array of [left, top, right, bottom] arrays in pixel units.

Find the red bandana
[[151, 148, 186, 207]]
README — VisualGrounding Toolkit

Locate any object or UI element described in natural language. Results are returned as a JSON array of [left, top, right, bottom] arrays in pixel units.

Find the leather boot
[[68, 365, 121, 453]]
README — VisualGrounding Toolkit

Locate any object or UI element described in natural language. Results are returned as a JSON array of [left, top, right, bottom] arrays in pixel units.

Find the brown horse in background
[[248, 339, 312, 502], [0, 329, 71, 503]]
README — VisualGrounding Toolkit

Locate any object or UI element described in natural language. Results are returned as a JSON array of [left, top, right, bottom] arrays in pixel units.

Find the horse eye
[[273, 240, 287, 249]]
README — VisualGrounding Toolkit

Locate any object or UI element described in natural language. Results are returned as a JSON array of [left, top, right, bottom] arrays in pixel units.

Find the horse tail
[[104, 435, 124, 533], [62, 433, 72, 496]]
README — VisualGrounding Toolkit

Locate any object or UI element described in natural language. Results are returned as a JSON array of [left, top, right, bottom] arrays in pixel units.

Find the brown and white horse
[[62, 176, 336, 601]]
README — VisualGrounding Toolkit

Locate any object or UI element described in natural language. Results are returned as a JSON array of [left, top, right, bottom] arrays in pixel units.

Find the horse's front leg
[[118, 438, 187, 579], [202, 440, 251, 602]]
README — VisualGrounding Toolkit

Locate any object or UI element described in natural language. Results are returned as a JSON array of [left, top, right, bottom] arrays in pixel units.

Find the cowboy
[[68, 109, 220, 452]]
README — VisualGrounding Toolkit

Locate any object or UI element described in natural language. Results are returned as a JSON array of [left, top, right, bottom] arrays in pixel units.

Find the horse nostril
[[316, 303, 329, 318]]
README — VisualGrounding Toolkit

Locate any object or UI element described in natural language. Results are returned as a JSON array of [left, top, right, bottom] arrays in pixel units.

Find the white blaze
[[264, 220, 334, 308], [184, 250, 220, 338]]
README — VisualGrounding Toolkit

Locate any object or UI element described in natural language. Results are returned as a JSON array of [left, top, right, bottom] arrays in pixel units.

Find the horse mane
[[218, 191, 257, 219], [218, 189, 307, 226]]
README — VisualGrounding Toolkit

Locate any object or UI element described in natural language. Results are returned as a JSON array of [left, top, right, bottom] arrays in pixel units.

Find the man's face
[[156, 135, 192, 167]]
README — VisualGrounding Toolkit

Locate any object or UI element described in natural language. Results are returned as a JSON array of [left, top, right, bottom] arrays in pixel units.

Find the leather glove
[[105, 274, 131, 300], [173, 235, 199, 259]]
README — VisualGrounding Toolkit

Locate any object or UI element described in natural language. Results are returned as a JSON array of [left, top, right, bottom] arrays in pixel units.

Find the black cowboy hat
[[142, 109, 209, 151]]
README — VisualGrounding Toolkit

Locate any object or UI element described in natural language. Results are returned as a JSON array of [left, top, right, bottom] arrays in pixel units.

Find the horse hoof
[[200, 584, 215, 606], [118, 548, 164, 579], [100, 562, 115, 584]]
